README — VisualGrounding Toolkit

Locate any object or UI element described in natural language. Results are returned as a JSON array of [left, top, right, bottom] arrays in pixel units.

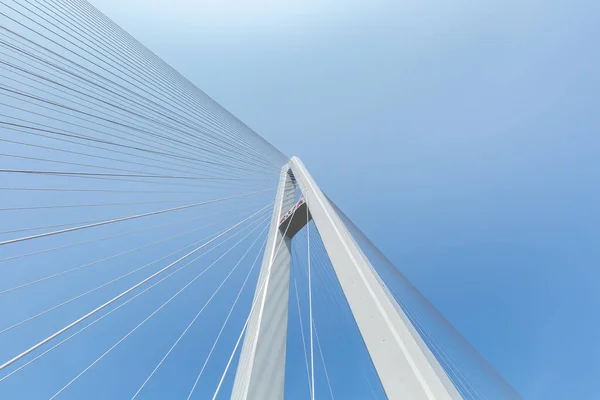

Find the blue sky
[[86, 0, 600, 397], [86, 0, 600, 399], [2, 0, 598, 398]]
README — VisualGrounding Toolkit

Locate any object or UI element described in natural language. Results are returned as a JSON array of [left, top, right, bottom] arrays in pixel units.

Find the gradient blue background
[[28, 0, 600, 398]]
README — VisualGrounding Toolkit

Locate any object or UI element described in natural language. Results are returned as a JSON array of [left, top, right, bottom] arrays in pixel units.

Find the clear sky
[[88, 0, 600, 398], [5, 0, 599, 398]]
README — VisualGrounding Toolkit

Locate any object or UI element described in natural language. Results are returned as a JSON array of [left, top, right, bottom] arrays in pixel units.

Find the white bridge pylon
[[231, 157, 463, 400]]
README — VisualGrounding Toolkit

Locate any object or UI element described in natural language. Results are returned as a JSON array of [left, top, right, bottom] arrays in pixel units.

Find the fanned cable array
[[0, 0, 287, 398]]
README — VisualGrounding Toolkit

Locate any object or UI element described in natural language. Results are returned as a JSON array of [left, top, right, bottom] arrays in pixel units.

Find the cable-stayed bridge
[[0, 1, 522, 399]]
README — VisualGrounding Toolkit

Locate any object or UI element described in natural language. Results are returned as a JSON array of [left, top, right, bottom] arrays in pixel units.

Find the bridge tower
[[231, 157, 462, 400]]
